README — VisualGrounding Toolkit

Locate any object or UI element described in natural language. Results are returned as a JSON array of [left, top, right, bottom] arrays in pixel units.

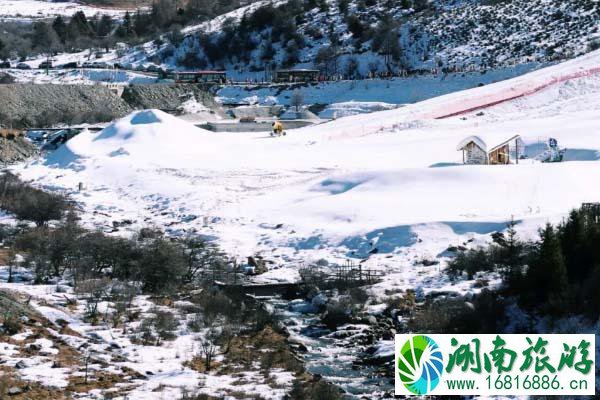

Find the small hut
[[457, 135, 524, 165]]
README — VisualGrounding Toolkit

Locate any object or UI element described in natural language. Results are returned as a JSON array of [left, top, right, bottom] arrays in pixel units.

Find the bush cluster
[[0, 172, 69, 227], [446, 205, 600, 319]]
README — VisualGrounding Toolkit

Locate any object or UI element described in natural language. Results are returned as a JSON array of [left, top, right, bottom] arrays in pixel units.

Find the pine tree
[[68, 11, 93, 38], [31, 22, 61, 54], [97, 15, 114, 37], [526, 224, 568, 313], [116, 11, 135, 38], [52, 16, 68, 43], [502, 218, 525, 289]]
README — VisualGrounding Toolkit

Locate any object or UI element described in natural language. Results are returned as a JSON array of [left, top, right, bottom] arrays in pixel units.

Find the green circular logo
[[397, 335, 444, 395]]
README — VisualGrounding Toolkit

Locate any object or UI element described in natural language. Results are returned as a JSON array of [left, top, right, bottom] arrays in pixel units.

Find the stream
[[268, 297, 395, 398]]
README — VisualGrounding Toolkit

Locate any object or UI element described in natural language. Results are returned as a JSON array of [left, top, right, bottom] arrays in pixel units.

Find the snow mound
[[50, 110, 214, 168]]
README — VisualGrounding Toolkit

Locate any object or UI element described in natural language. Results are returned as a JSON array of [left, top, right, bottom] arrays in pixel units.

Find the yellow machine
[[271, 120, 285, 137]]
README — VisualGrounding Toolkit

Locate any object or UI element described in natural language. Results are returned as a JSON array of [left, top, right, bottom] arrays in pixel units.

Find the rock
[[300, 325, 330, 338], [0, 72, 16, 84], [14, 360, 26, 369], [26, 343, 42, 352], [311, 293, 328, 309], [365, 315, 378, 325], [122, 84, 218, 112], [0, 137, 37, 164], [247, 256, 259, 267], [289, 340, 308, 353], [289, 300, 317, 314], [7, 387, 22, 396]]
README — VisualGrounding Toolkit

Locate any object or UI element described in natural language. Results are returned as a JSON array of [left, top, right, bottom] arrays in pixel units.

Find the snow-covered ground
[[0, 265, 294, 399], [13, 50, 600, 290], [7, 68, 157, 85], [217, 62, 542, 105], [0, 0, 140, 21]]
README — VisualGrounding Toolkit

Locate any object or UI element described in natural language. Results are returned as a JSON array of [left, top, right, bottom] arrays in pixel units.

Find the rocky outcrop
[[0, 84, 132, 127], [122, 83, 218, 111], [0, 83, 220, 128], [0, 137, 38, 164]]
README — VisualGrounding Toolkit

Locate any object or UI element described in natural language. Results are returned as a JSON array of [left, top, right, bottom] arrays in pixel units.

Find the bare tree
[[198, 328, 218, 372], [291, 90, 304, 113], [75, 278, 111, 323]]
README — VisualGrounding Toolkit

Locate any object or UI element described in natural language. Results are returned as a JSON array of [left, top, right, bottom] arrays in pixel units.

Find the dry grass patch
[[218, 326, 302, 375]]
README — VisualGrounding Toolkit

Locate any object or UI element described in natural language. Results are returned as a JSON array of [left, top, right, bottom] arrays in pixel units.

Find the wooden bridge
[[214, 260, 384, 297], [215, 281, 302, 297]]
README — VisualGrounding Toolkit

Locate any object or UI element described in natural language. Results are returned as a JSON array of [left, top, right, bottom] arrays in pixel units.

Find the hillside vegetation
[[81, 0, 152, 5], [153, 0, 599, 76], [2, 0, 597, 78]]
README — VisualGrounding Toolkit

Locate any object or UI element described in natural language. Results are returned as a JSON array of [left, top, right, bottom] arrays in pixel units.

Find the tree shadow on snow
[[428, 162, 462, 168], [289, 220, 521, 259]]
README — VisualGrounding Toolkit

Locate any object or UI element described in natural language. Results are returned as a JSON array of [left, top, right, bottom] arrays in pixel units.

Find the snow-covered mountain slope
[[13, 50, 600, 282], [0, 0, 140, 20], [181, 0, 286, 35], [135, 0, 599, 77]]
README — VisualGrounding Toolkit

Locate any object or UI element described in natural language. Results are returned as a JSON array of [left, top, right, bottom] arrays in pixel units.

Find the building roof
[[276, 69, 320, 73], [456, 134, 523, 153], [457, 135, 488, 152], [175, 70, 226, 75]]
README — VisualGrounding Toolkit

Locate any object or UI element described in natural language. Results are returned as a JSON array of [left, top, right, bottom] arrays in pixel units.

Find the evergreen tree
[[133, 10, 154, 37], [52, 16, 68, 43], [372, 15, 402, 68], [116, 11, 135, 38], [96, 14, 114, 37], [525, 224, 568, 314], [347, 14, 365, 39], [31, 22, 61, 53], [151, 0, 177, 29], [559, 208, 600, 283], [68, 11, 93, 38], [497, 218, 525, 289]]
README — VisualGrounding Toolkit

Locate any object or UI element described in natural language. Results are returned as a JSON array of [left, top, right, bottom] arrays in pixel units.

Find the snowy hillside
[[135, 0, 600, 77], [13, 50, 600, 285], [0, 0, 141, 20]]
